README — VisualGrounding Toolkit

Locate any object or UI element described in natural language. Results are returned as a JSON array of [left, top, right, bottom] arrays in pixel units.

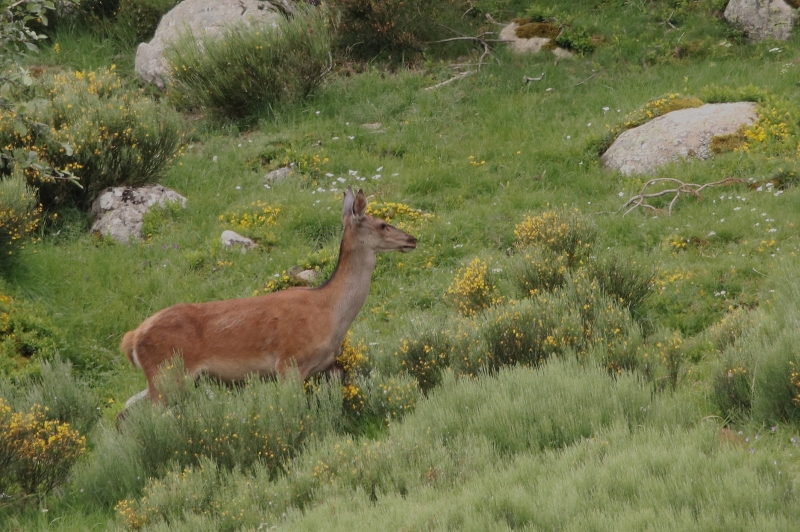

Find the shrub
[[0, 170, 42, 254], [0, 399, 87, 499], [589, 252, 654, 313], [508, 245, 568, 297], [329, 0, 467, 62], [0, 286, 62, 379], [0, 68, 183, 207], [5, 356, 100, 436], [713, 363, 751, 422], [481, 295, 584, 371], [76, 364, 345, 506], [166, 6, 332, 121], [113, 0, 181, 44], [514, 208, 596, 268], [396, 327, 451, 393], [352, 371, 420, 425], [446, 258, 500, 317]]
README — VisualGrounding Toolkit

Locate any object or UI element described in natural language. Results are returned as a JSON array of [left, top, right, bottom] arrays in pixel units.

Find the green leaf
[[13, 121, 28, 137]]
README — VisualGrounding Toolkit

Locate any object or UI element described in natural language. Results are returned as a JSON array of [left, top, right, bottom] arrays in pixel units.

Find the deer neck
[[321, 235, 377, 339]]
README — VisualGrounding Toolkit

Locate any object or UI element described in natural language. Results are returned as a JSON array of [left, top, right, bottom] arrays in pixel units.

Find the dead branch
[[424, 70, 475, 91], [428, 30, 504, 69], [485, 13, 504, 26], [524, 72, 545, 83], [619, 177, 744, 216], [574, 72, 599, 86]]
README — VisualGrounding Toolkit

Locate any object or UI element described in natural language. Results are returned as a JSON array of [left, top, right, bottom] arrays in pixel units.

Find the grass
[[2, 0, 800, 529]]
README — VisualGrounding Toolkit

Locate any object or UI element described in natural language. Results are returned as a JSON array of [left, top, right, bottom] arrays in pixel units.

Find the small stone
[[293, 269, 317, 283], [221, 230, 257, 252], [264, 167, 292, 183]]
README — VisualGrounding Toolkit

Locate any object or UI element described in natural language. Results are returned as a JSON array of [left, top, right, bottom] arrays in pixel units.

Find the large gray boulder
[[602, 102, 758, 175], [91, 184, 187, 242], [135, 0, 295, 90], [724, 0, 795, 42]]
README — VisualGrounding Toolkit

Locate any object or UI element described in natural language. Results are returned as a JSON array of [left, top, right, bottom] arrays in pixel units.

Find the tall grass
[[166, 7, 332, 121]]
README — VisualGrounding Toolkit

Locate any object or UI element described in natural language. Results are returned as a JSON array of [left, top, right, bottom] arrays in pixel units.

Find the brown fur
[[117, 188, 416, 422]]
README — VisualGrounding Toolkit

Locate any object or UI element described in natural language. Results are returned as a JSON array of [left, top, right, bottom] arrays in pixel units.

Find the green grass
[[3, 0, 800, 529]]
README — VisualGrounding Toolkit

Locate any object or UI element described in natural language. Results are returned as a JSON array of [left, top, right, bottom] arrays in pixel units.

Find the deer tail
[[120, 330, 140, 368]]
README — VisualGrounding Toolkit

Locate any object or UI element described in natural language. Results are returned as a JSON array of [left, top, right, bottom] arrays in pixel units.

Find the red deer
[[117, 187, 417, 423]]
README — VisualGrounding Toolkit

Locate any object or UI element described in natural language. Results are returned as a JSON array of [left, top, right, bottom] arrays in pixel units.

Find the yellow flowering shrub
[[446, 258, 500, 317], [396, 329, 451, 392], [0, 171, 42, 253], [482, 295, 584, 370], [514, 208, 596, 267], [336, 334, 370, 414], [0, 67, 183, 207], [0, 399, 86, 497]]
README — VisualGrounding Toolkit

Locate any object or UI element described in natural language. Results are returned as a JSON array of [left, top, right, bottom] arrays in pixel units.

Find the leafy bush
[[508, 245, 568, 297], [0, 398, 87, 499], [396, 327, 451, 393], [329, 0, 468, 62], [446, 257, 500, 317], [0, 170, 41, 254], [514, 208, 596, 268], [113, 0, 181, 44], [711, 274, 800, 424], [589, 252, 654, 313], [0, 68, 183, 207], [482, 295, 584, 370], [166, 6, 332, 121], [75, 364, 345, 506], [3, 356, 100, 436], [0, 285, 62, 379]]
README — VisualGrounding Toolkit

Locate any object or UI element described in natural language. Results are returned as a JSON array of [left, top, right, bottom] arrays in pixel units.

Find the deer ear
[[353, 189, 367, 220], [342, 186, 355, 222]]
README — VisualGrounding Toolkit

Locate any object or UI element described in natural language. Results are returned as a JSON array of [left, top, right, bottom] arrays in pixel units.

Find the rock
[[499, 22, 573, 57], [91, 184, 187, 243], [135, 0, 295, 90], [602, 102, 758, 175], [221, 230, 257, 251], [724, 0, 795, 42], [264, 167, 293, 183], [293, 269, 318, 284]]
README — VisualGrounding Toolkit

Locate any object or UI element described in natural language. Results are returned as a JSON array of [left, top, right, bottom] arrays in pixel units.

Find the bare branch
[[574, 72, 599, 86], [619, 177, 744, 216], [523, 73, 545, 83], [424, 71, 474, 91]]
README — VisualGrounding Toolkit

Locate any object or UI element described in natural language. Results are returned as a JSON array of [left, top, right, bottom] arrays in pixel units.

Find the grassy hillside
[[2, 0, 800, 529]]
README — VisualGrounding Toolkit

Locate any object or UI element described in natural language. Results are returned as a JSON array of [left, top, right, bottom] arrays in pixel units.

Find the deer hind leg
[[115, 388, 150, 431]]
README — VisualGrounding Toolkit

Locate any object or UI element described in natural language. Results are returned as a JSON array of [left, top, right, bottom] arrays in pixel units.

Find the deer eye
[[380, 223, 388, 230]]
